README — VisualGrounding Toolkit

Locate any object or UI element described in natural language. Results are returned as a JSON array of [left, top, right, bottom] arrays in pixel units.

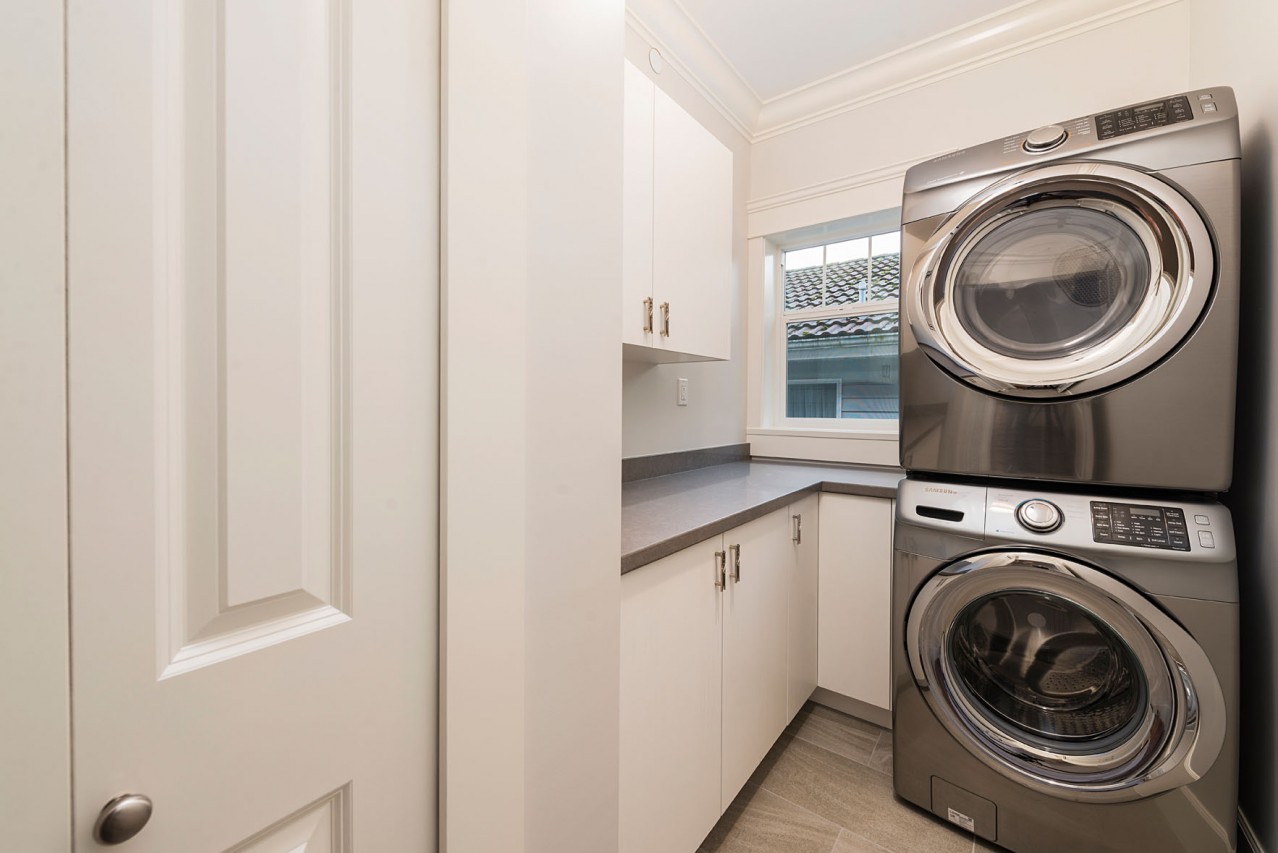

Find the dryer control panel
[[1090, 501, 1190, 552]]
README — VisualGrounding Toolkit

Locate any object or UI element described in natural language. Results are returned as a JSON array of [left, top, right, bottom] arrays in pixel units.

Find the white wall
[[1187, 2, 1278, 849], [0, 2, 70, 848], [442, 1, 623, 851], [622, 28, 751, 458]]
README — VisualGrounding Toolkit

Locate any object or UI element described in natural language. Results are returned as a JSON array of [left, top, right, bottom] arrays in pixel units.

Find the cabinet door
[[787, 493, 820, 721], [652, 86, 732, 361], [818, 495, 894, 711], [622, 61, 654, 348], [721, 510, 790, 806], [620, 538, 723, 853]]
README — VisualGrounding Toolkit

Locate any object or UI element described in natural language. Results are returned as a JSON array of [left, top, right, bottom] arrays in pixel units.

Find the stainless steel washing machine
[[892, 477, 1239, 852], [899, 87, 1240, 491]]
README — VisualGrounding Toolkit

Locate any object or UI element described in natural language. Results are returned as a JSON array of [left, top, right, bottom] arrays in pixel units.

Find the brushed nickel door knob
[[93, 794, 153, 845]]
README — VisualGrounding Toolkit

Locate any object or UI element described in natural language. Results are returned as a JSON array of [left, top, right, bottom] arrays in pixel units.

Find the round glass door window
[[906, 163, 1215, 397], [947, 590, 1148, 751], [953, 207, 1153, 361]]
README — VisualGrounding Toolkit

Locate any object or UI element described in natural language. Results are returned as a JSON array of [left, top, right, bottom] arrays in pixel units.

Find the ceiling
[[675, 0, 1026, 101]]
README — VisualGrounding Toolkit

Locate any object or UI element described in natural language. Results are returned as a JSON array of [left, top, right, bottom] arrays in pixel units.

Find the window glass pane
[[786, 312, 899, 419], [824, 233, 900, 307], [784, 264, 822, 311], [869, 252, 901, 302], [825, 237, 868, 264], [783, 246, 824, 310], [823, 253, 871, 307], [783, 246, 823, 269], [786, 382, 839, 418], [871, 232, 901, 256]]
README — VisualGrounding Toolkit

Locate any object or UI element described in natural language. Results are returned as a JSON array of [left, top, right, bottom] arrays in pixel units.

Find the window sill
[[746, 427, 900, 467]]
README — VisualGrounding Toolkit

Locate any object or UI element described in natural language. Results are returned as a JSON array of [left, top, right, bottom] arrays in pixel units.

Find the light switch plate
[[677, 378, 689, 406]]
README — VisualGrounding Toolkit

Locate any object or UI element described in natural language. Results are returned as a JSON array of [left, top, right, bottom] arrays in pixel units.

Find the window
[[780, 230, 901, 422]]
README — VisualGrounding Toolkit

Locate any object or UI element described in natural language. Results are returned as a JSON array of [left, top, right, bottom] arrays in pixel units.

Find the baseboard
[[1239, 809, 1265, 853], [810, 687, 892, 730]]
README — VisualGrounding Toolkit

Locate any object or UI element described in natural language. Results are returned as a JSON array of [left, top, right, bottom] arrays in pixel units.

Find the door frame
[[0, 1, 72, 848]]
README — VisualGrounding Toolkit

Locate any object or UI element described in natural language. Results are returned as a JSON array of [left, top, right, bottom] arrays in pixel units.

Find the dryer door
[[906, 549, 1225, 802], [906, 162, 1214, 397]]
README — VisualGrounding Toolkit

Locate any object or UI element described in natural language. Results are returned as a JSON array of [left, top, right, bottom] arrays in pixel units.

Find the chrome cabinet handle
[[793, 514, 802, 545], [94, 794, 153, 845], [660, 302, 670, 337], [643, 297, 653, 334], [729, 544, 741, 583], [715, 550, 726, 590]]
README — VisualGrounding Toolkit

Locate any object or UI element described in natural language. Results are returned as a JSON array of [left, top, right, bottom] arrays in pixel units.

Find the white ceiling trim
[[626, 0, 1181, 144], [745, 153, 934, 215], [624, 7, 758, 140], [753, 0, 1182, 140]]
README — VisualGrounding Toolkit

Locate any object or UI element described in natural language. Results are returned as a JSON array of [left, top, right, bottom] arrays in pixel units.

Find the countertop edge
[[620, 477, 899, 575]]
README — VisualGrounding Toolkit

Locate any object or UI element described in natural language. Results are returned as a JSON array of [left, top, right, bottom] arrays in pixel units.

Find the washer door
[[907, 162, 1214, 397], [906, 550, 1226, 802]]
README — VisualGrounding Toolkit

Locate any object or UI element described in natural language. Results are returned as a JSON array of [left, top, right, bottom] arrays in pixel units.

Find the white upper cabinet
[[622, 61, 656, 350], [622, 60, 733, 362]]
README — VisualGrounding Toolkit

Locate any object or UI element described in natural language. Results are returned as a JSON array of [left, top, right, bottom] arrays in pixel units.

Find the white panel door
[[622, 61, 655, 349], [818, 496, 894, 711], [66, 0, 438, 849], [787, 493, 820, 721], [620, 538, 723, 853], [721, 510, 790, 806], [652, 86, 733, 361]]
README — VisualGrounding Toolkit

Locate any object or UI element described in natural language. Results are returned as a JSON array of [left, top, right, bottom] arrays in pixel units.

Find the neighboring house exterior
[[784, 253, 901, 419]]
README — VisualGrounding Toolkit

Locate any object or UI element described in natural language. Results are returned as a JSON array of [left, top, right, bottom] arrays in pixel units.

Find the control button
[[1017, 499, 1063, 532], [1194, 514, 1210, 525], [1198, 93, 1213, 100], [1198, 531, 1215, 548], [1023, 124, 1068, 153], [1203, 103, 1217, 112]]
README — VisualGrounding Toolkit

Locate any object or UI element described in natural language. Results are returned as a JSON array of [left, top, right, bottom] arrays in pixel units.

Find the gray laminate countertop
[[621, 460, 904, 574]]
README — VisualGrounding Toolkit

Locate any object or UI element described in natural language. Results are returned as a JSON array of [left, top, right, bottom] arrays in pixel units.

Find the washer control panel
[[1090, 501, 1190, 551], [1095, 95, 1193, 140]]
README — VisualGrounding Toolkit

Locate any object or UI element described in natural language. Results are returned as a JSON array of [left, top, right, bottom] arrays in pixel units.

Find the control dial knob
[[1023, 124, 1068, 153], [1017, 499, 1062, 533]]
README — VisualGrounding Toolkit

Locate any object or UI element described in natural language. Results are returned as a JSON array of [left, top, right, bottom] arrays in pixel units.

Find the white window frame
[[746, 208, 902, 466]]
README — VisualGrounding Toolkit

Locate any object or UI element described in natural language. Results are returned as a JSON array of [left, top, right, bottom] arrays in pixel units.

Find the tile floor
[[699, 702, 999, 853]]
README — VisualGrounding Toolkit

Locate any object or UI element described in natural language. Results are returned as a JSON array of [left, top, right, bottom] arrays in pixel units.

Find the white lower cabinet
[[817, 494, 895, 712], [720, 510, 791, 805], [787, 493, 820, 721], [620, 537, 722, 853], [620, 504, 806, 853]]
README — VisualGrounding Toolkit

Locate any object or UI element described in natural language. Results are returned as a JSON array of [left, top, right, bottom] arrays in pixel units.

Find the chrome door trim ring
[[906, 549, 1227, 803], [906, 162, 1215, 397]]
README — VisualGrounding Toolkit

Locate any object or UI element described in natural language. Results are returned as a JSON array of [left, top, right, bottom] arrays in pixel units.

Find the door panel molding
[[152, 0, 353, 678]]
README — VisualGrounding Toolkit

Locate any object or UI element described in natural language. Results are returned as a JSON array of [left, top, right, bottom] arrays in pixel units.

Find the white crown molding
[[623, 5, 758, 140], [627, 0, 1182, 145], [746, 153, 936, 215], [753, 0, 1182, 140]]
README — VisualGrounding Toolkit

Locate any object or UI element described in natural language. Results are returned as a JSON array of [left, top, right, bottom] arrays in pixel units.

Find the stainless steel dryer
[[892, 478, 1239, 852], [899, 87, 1240, 491]]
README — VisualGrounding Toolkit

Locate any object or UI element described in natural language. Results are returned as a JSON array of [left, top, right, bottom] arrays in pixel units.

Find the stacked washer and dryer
[[892, 88, 1243, 852]]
